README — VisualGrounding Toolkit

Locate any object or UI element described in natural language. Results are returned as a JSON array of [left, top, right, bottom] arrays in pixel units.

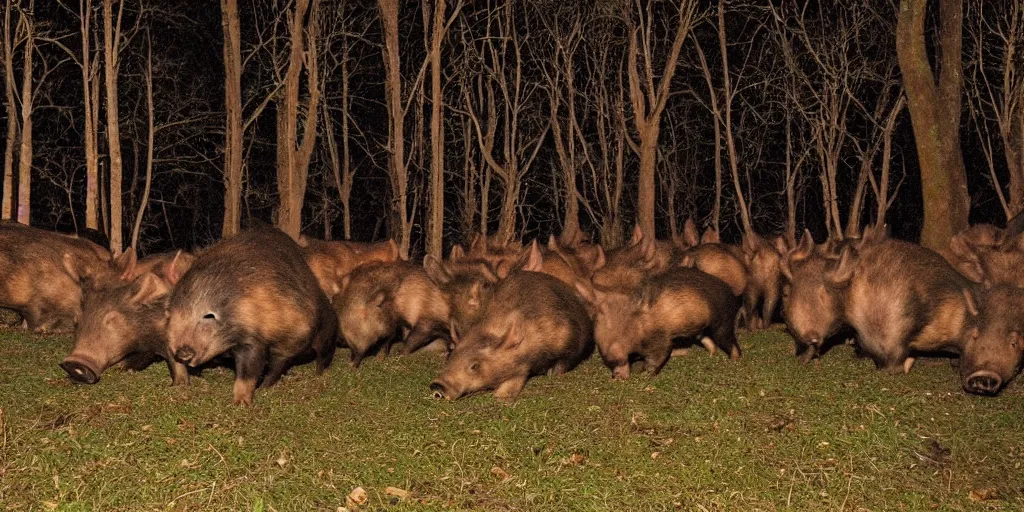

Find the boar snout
[[429, 380, 452, 400], [174, 346, 197, 366], [964, 370, 1003, 396], [60, 358, 100, 384]]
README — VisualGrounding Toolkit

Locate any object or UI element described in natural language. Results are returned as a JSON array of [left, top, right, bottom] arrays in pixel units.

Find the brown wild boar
[[825, 229, 979, 373], [960, 284, 1024, 395], [336, 261, 451, 366], [60, 251, 193, 385], [299, 236, 400, 298], [740, 232, 784, 330], [592, 226, 676, 289], [423, 255, 498, 338], [779, 230, 851, 362], [0, 223, 119, 331], [166, 228, 337, 406], [547, 234, 606, 279], [429, 270, 593, 401], [577, 267, 741, 380]]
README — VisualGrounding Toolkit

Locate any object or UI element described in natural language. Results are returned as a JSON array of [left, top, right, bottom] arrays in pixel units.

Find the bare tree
[[378, 0, 413, 256], [102, 0, 126, 251], [623, 0, 698, 239], [896, 0, 969, 249], [221, 0, 243, 237], [965, 0, 1024, 219], [14, 1, 35, 223], [275, 0, 321, 241], [77, 0, 100, 230], [130, 32, 153, 249], [1, 0, 17, 220]]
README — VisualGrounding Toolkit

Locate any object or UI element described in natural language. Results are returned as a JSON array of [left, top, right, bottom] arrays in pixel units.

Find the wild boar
[[592, 226, 676, 290], [825, 229, 979, 373], [740, 232, 784, 330], [166, 228, 337, 406], [547, 233, 606, 279], [336, 261, 451, 366], [959, 284, 1024, 395], [429, 270, 593, 401], [423, 255, 498, 338], [0, 224, 118, 331], [60, 251, 193, 385], [577, 267, 741, 380], [779, 230, 851, 362], [299, 236, 400, 298]]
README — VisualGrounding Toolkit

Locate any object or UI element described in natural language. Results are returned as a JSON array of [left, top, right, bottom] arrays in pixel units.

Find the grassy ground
[[1, 327, 1022, 511]]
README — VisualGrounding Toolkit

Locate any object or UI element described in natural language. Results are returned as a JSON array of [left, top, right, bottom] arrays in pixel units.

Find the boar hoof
[[60, 361, 99, 385]]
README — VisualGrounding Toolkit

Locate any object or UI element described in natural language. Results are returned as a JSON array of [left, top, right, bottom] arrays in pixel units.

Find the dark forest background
[[1, 0, 1020, 258]]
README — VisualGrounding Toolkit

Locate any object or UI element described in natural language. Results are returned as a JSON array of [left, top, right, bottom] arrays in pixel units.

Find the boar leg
[[122, 352, 160, 372], [743, 292, 761, 331], [713, 324, 742, 361], [493, 375, 528, 402], [646, 337, 674, 376], [761, 289, 779, 329], [402, 320, 448, 355], [232, 345, 266, 406], [166, 358, 190, 386], [261, 354, 294, 388]]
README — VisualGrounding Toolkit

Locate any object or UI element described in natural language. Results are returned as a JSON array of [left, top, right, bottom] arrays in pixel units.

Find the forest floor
[[1, 327, 1022, 511]]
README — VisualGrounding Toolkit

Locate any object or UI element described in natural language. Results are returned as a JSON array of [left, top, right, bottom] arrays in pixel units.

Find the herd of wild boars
[[3, 215, 1023, 405]]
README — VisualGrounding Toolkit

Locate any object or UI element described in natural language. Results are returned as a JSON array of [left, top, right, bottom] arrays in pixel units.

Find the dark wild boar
[[337, 261, 451, 366], [429, 270, 593, 401], [577, 267, 741, 380], [166, 228, 337, 406]]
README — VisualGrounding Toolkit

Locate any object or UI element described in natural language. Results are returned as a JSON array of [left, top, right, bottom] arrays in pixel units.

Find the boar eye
[[469, 362, 480, 372], [202, 312, 217, 320]]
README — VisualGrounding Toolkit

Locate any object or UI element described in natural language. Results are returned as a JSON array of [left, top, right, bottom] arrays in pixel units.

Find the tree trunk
[[425, 0, 447, 259], [103, 0, 123, 253], [131, 35, 154, 250], [379, 0, 410, 257], [3, 0, 18, 221], [80, 0, 99, 230], [275, 0, 320, 241], [896, 0, 969, 249], [15, 7, 33, 225], [221, 0, 243, 237]]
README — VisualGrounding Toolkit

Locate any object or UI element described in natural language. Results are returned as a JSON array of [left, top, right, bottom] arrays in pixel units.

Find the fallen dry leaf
[[42, 502, 58, 511], [346, 486, 368, 508], [968, 488, 999, 502], [276, 452, 288, 468], [651, 451, 661, 460], [490, 465, 512, 481], [384, 487, 410, 501]]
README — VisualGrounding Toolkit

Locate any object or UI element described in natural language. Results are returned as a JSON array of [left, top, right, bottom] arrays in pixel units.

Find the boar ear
[[116, 247, 138, 281], [825, 247, 857, 287], [423, 255, 452, 285], [163, 250, 186, 285], [62, 253, 81, 282], [574, 280, 597, 305], [547, 234, 559, 252], [639, 238, 658, 269], [591, 245, 606, 272], [448, 320, 461, 348], [683, 218, 699, 247], [789, 229, 815, 262], [521, 240, 544, 272], [963, 288, 980, 317], [630, 224, 644, 246], [130, 273, 171, 305], [469, 233, 486, 256], [700, 227, 719, 245], [502, 317, 525, 350], [387, 239, 401, 261], [296, 234, 311, 248], [449, 244, 466, 261]]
